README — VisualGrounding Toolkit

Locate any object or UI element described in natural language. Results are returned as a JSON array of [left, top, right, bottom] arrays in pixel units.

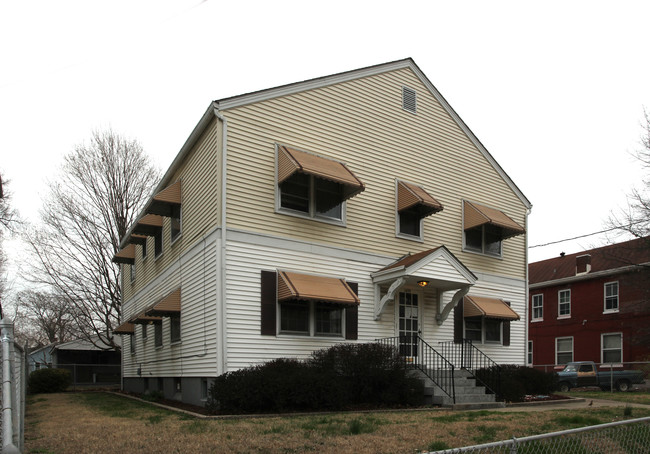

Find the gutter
[[529, 263, 648, 289]]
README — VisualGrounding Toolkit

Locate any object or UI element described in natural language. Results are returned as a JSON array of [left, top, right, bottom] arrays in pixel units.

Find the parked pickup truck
[[556, 361, 644, 392]]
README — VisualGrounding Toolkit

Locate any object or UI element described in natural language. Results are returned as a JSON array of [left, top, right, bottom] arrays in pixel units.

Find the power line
[[528, 221, 646, 249]]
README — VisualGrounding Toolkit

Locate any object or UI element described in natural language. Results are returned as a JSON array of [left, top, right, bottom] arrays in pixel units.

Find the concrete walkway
[[497, 396, 650, 412]]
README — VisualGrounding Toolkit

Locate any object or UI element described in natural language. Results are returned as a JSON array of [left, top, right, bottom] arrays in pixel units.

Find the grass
[[23, 392, 650, 454]]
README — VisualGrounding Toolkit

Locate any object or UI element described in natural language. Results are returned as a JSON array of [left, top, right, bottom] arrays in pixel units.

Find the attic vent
[[402, 86, 417, 113]]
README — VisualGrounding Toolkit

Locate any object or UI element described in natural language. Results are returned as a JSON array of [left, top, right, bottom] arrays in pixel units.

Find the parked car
[[556, 361, 644, 392]]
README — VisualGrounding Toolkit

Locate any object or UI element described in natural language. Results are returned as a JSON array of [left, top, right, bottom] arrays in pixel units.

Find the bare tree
[[0, 173, 19, 313], [608, 109, 650, 238], [24, 129, 160, 351], [14, 290, 77, 346]]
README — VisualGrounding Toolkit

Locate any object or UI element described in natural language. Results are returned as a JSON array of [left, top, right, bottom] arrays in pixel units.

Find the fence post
[[1, 318, 21, 454]]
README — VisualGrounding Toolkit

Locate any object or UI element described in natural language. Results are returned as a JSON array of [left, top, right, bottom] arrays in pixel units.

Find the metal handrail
[[438, 339, 501, 397], [376, 335, 455, 403]]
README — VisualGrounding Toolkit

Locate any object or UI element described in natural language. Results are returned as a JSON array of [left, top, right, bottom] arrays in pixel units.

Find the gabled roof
[[529, 236, 650, 285], [120, 58, 530, 248]]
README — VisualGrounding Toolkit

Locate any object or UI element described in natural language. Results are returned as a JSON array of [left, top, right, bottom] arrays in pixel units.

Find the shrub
[[490, 365, 557, 402], [28, 368, 72, 394], [207, 343, 423, 414]]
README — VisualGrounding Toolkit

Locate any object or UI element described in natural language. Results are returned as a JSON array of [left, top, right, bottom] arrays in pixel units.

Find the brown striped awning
[[146, 181, 182, 217], [112, 244, 136, 264], [464, 296, 520, 320], [145, 288, 181, 317], [277, 145, 364, 201], [277, 271, 360, 305], [397, 180, 443, 218], [463, 201, 525, 240], [113, 322, 135, 335], [132, 214, 164, 236]]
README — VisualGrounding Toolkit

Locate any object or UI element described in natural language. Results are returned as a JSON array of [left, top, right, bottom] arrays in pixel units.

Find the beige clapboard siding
[[222, 67, 527, 280], [122, 118, 221, 301], [122, 232, 219, 378]]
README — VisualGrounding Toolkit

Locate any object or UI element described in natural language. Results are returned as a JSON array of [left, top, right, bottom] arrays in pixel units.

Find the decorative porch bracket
[[436, 285, 470, 325], [374, 277, 406, 320]]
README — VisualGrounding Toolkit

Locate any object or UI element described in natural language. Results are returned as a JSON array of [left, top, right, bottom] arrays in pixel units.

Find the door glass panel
[[398, 291, 419, 357]]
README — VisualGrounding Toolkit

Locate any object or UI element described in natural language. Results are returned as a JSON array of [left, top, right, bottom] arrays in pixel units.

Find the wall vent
[[402, 86, 417, 113]]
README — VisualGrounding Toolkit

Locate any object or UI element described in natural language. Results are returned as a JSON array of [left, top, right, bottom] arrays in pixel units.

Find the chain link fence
[[1, 319, 25, 454], [429, 416, 650, 453]]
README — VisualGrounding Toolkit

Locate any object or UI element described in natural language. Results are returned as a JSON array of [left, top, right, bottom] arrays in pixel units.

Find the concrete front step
[[414, 368, 499, 407]]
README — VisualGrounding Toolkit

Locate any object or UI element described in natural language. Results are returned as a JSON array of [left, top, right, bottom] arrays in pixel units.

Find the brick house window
[[602, 333, 622, 363], [556, 337, 573, 364], [604, 282, 619, 313], [558, 289, 571, 318], [532, 294, 543, 321]]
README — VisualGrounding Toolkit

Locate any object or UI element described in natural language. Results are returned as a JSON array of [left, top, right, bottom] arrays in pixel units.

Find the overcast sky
[[2, 1, 650, 291]]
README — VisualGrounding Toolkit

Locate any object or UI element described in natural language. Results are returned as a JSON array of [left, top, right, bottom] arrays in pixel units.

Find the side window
[[527, 340, 533, 365], [531, 294, 543, 321], [602, 333, 622, 363], [170, 314, 181, 343], [604, 282, 619, 313], [556, 337, 573, 364], [395, 180, 443, 241], [558, 289, 571, 318], [154, 323, 163, 347], [170, 205, 182, 243], [154, 229, 163, 258]]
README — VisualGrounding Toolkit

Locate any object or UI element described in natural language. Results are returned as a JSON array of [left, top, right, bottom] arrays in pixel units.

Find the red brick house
[[528, 237, 650, 370]]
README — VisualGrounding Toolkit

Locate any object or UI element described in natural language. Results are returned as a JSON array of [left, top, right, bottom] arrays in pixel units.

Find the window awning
[[113, 322, 135, 335], [464, 295, 520, 320], [128, 234, 148, 245], [277, 271, 360, 305], [463, 201, 525, 240], [112, 244, 136, 264], [128, 311, 162, 325], [145, 288, 181, 317], [397, 180, 443, 218], [146, 181, 182, 217], [277, 145, 365, 201], [131, 214, 164, 236]]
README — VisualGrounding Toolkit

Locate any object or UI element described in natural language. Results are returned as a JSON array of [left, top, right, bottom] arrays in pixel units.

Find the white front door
[[398, 290, 420, 358]]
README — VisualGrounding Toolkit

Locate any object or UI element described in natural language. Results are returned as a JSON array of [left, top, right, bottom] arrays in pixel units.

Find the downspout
[[525, 206, 532, 366], [214, 107, 228, 376]]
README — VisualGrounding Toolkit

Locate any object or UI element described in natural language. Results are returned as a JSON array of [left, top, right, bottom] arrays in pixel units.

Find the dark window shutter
[[502, 301, 511, 346], [345, 282, 359, 340], [260, 271, 277, 335], [454, 298, 464, 344]]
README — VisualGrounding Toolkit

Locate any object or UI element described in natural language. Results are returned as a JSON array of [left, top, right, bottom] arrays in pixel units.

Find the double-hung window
[[531, 294, 543, 321], [170, 205, 182, 243], [396, 180, 443, 240], [276, 145, 364, 224], [154, 323, 163, 347], [558, 289, 571, 318], [556, 337, 573, 364], [170, 314, 181, 343], [604, 282, 619, 313], [462, 201, 525, 258], [279, 301, 344, 337], [602, 333, 622, 363], [465, 317, 503, 344]]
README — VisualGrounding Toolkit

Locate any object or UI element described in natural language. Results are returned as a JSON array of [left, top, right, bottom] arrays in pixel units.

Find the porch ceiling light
[[417, 280, 429, 287]]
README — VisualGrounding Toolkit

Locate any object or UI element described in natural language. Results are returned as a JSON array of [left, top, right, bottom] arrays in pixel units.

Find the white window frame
[[275, 146, 348, 227], [555, 336, 573, 365], [531, 294, 543, 321], [277, 301, 345, 339], [601, 332, 623, 364], [558, 289, 571, 319], [464, 317, 503, 345], [604, 281, 619, 313], [463, 225, 503, 258]]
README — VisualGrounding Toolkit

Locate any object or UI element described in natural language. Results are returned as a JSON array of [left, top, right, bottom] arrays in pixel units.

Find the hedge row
[[476, 364, 558, 402], [28, 368, 72, 394], [206, 343, 424, 414]]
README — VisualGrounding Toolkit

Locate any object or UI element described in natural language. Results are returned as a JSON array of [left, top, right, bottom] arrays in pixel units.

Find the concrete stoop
[[411, 368, 502, 409]]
